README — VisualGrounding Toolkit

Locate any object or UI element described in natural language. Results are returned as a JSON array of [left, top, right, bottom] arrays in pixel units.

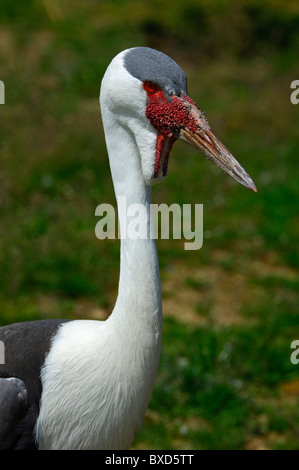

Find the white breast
[[35, 319, 161, 450]]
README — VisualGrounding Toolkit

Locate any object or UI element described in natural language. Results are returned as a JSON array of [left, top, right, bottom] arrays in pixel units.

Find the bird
[[0, 47, 257, 450]]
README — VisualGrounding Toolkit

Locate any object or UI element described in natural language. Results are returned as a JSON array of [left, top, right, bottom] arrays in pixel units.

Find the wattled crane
[[0, 47, 256, 450]]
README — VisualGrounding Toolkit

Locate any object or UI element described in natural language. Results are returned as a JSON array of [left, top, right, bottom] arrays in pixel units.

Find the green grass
[[0, 0, 298, 450]]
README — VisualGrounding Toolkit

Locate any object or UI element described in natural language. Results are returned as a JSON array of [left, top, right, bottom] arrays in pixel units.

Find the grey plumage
[[0, 378, 28, 449], [124, 47, 187, 96], [0, 319, 69, 449]]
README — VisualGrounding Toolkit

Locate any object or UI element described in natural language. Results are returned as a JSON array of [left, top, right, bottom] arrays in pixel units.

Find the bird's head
[[100, 47, 256, 192]]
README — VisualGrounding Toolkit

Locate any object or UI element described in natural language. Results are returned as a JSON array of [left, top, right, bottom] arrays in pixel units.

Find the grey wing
[[0, 377, 29, 450]]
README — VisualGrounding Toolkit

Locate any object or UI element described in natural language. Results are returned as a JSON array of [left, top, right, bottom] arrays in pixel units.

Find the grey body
[[0, 320, 69, 449]]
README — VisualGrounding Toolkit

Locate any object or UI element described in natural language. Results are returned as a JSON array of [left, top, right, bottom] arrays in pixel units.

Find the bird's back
[[0, 319, 69, 449]]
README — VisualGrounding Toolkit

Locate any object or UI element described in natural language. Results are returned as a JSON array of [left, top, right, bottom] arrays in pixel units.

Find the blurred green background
[[0, 0, 298, 450]]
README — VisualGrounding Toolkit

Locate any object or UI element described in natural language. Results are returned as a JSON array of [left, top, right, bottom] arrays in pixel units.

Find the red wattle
[[146, 91, 197, 179]]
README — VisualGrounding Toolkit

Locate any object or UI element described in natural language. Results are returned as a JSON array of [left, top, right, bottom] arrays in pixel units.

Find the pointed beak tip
[[245, 178, 258, 193], [176, 97, 258, 195]]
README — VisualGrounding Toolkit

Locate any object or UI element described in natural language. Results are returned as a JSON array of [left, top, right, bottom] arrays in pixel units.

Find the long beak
[[178, 97, 257, 192]]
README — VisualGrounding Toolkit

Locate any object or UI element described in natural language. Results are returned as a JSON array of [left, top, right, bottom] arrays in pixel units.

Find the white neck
[[104, 120, 162, 352]]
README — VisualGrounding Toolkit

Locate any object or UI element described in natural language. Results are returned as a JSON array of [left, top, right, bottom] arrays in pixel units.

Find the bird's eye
[[143, 81, 161, 95]]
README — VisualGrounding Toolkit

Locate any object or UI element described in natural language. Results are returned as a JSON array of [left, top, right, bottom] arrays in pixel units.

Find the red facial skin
[[154, 133, 177, 178], [143, 82, 199, 178]]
